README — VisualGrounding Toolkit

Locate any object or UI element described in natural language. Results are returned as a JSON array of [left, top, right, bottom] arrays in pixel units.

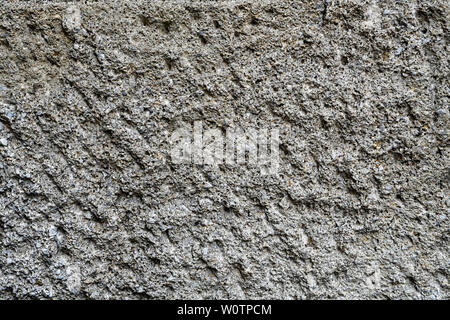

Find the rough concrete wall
[[0, 0, 448, 299]]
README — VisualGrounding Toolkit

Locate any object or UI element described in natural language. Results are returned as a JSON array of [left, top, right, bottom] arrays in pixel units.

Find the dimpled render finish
[[0, 0, 449, 299]]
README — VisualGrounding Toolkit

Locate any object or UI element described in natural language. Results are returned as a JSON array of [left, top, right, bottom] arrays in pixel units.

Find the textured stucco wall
[[0, 0, 448, 299]]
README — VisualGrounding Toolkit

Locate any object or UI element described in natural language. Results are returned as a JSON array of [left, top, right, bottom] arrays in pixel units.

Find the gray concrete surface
[[0, 0, 448, 299]]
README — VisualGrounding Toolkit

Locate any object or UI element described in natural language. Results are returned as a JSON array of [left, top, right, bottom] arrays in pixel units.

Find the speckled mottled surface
[[0, 0, 448, 299]]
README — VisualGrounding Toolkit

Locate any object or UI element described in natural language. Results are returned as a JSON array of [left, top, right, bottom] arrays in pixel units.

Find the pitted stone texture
[[0, 0, 448, 299]]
